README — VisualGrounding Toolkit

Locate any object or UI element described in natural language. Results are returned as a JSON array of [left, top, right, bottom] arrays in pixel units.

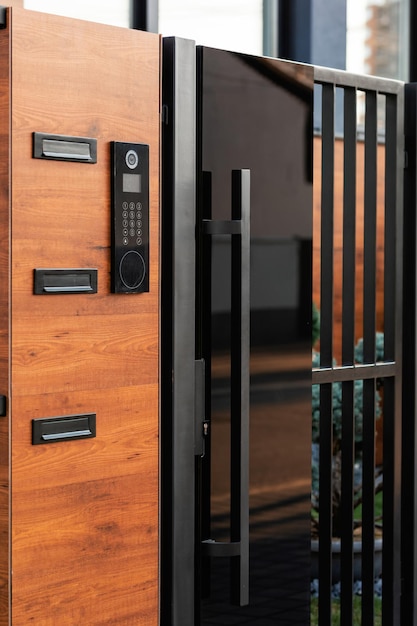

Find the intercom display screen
[[123, 173, 141, 193]]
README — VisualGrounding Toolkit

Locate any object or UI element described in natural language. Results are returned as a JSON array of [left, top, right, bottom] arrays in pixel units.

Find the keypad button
[[136, 237, 142, 245], [123, 237, 129, 245], [123, 219, 128, 228], [122, 210, 128, 218], [129, 202, 135, 210], [122, 201, 128, 209], [136, 202, 142, 210]]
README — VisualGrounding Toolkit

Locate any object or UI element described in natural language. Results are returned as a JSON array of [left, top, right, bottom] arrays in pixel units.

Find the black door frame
[[161, 36, 198, 626]]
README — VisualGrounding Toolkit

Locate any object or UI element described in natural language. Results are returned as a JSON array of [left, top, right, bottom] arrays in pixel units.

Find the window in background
[[24, 0, 131, 28], [346, 0, 409, 80], [158, 0, 263, 56]]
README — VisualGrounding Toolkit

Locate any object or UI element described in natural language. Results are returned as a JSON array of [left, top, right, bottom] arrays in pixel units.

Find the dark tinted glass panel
[[197, 48, 313, 625]]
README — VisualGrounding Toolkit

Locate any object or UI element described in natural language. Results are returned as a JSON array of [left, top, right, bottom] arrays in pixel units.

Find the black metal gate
[[161, 39, 417, 626], [313, 67, 404, 625]]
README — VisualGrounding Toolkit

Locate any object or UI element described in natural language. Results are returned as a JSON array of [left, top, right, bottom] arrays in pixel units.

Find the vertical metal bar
[[362, 89, 378, 625], [342, 86, 357, 366], [362, 377, 376, 625], [383, 91, 396, 626], [384, 96, 397, 361], [320, 83, 335, 368], [230, 169, 250, 606], [200, 171, 213, 599], [382, 91, 403, 625], [318, 81, 335, 626], [402, 82, 417, 626], [391, 85, 404, 625], [383, 374, 395, 626], [161, 37, 197, 626], [319, 382, 333, 626], [340, 380, 354, 626], [363, 90, 377, 363], [340, 86, 357, 626]]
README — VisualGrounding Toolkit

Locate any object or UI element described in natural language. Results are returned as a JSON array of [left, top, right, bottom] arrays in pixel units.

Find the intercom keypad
[[111, 142, 149, 293]]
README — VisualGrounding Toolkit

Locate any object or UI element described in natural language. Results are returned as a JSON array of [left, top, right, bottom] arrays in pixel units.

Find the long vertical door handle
[[201, 169, 250, 607], [230, 169, 250, 605]]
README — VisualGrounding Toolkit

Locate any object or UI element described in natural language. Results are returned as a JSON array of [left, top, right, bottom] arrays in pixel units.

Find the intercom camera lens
[[125, 149, 139, 169]]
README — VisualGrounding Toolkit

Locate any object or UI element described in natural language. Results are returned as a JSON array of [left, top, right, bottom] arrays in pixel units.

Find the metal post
[[161, 36, 197, 626], [263, 0, 278, 57], [131, 0, 158, 32]]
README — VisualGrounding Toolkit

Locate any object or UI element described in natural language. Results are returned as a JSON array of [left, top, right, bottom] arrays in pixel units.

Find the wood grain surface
[[0, 16, 10, 625], [1, 8, 160, 624]]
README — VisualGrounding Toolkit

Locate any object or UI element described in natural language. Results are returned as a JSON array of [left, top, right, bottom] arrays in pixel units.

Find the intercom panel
[[111, 141, 149, 293]]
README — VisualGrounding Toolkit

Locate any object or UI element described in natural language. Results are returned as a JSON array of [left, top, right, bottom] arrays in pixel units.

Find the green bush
[[312, 302, 320, 347], [354, 332, 384, 363], [312, 351, 381, 448]]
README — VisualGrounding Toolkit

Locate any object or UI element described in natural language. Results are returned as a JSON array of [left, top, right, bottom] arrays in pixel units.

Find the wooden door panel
[[0, 8, 161, 624]]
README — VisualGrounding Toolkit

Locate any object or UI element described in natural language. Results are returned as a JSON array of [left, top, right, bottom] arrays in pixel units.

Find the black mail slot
[[33, 132, 97, 163], [32, 413, 96, 445], [34, 269, 98, 294]]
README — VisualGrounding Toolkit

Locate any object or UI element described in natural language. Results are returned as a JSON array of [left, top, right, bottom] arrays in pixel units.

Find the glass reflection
[[198, 48, 313, 625]]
